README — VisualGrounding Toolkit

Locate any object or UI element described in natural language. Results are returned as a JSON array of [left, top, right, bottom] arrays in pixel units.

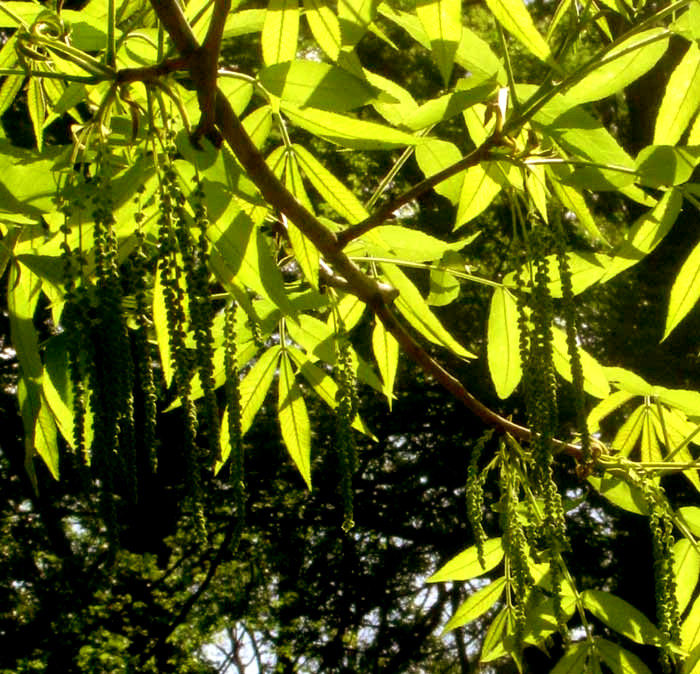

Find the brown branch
[[372, 302, 582, 459], [116, 57, 187, 84], [146, 0, 585, 463], [335, 142, 495, 249], [149, 0, 199, 54]]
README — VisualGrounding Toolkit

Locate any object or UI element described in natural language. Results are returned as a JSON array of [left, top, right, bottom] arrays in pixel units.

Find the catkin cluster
[[499, 453, 533, 646], [335, 326, 358, 532], [225, 300, 245, 524], [129, 190, 159, 474], [183, 178, 220, 465], [59, 187, 90, 466], [157, 152, 207, 541], [641, 477, 680, 672], [515, 223, 570, 634], [552, 215, 592, 471], [466, 429, 494, 567]]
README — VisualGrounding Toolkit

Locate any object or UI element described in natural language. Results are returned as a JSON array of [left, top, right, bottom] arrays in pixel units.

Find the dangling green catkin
[[90, 153, 137, 505], [514, 224, 570, 637], [131, 192, 159, 474], [499, 446, 533, 647], [335, 326, 358, 532], [157, 154, 206, 542], [185, 178, 220, 464], [225, 300, 245, 527], [641, 477, 680, 673], [59, 189, 90, 465], [466, 429, 494, 567], [553, 214, 592, 473]]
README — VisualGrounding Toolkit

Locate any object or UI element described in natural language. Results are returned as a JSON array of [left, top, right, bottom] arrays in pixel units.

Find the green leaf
[[414, 139, 464, 205], [8, 262, 43, 399], [303, 0, 342, 60], [364, 69, 420, 126], [9, 263, 54, 479], [487, 287, 522, 399], [372, 320, 399, 409], [600, 190, 683, 283], [337, 0, 378, 46], [605, 367, 652, 396], [287, 347, 376, 438], [549, 179, 610, 246], [654, 41, 700, 145], [262, 0, 299, 65], [242, 105, 273, 149], [415, 0, 462, 85], [278, 351, 312, 488], [223, 9, 266, 38], [483, 0, 552, 64], [595, 638, 653, 674], [292, 143, 369, 223], [403, 79, 498, 131], [427, 250, 463, 306], [329, 293, 366, 332], [250, 224, 297, 317], [42, 333, 93, 454], [588, 475, 648, 515], [654, 387, 700, 417], [612, 404, 646, 457], [27, 78, 46, 152], [428, 538, 503, 582], [671, 1, 700, 41], [536, 113, 635, 191], [284, 155, 320, 289], [690, 111, 700, 145], [34, 393, 59, 480], [0, 74, 23, 118], [526, 162, 549, 223], [454, 27, 504, 83], [564, 30, 669, 107], [364, 225, 478, 262], [681, 593, 700, 660], [636, 145, 700, 188], [259, 61, 377, 112], [679, 506, 700, 538], [240, 345, 282, 435], [215, 405, 233, 476], [283, 104, 423, 149], [380, 262, 476, 358], [443, 577, 506, 633], [454, 162, 503, 229], [551, 325, 610, 399], [582, 590, 667, 645], [42, 337, 74, 449], [219, 77, 255, 117], [550, 641, 590, 674], [663, 237, 700, 341], [286, 314, 335, 362], [587, 390, 636, 434], [673, 539, 700, 615], [286, 315, 383, 390], [480, 607, 513, 663]]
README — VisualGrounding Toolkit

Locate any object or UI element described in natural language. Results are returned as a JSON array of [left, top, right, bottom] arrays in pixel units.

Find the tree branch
[[335, 141, 495, 249], [146, 0, 585, 464]]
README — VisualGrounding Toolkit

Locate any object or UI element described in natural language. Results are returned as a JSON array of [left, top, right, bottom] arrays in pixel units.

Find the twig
[[335, 142, 494, 249]]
